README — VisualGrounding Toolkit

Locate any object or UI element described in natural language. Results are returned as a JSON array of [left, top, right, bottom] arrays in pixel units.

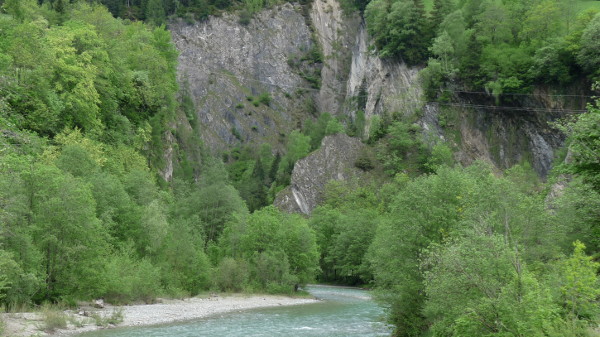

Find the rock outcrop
[[274, 133, 364, 215], [310, 0, 360, 115], [447, 92, 574, 177], [345, 22, 423, 126], [167, 0, 581, 185], [170, 3, 319, 153]]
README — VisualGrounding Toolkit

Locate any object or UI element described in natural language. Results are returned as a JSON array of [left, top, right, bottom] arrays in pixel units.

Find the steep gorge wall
[[310, 3, 569, 178], [442, 86, 588, 177], [167, 0, 580, 184], [450, 104, 564, 177], [170, 3, 320, 153], [309, 0, 359, 114]]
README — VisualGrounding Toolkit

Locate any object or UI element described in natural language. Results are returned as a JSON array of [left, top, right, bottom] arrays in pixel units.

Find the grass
[[41, 303, 124, 332], [67, 315, 88, 328], [42, 305, 67, 332], [91, 308, 124, 327]]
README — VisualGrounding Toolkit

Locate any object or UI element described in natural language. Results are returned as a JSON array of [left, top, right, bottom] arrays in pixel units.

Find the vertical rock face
[[160, 130, 175, 182], [310, 0, 360, 115], [168, 0, 575, 185], [457, 105, 565, 178], [345, 22, 423, 123], [274, 133, 365, 215], [170, 3, 319, 153], [445, 85, 584, 178], [337, 19, 565, 178], [454, 106, 564, 177]]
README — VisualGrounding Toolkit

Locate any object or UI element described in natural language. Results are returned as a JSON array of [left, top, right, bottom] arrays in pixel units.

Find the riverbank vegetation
[[306, 97, 600, 336], [0, 0, 318, 309]]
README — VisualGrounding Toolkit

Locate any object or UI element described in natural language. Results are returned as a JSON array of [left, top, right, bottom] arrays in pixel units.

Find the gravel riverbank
[[1, 294, 318, 336]]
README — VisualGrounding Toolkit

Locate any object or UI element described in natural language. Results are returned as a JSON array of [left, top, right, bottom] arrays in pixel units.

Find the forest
[[0, 0, 600, 336], [364, 0, 600, 98]]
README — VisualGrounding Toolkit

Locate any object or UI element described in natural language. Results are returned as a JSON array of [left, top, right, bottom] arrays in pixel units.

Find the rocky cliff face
[[441, 86, 588, 177], [274, 133, 364, 215], [345, 23, 423, 126], [170, 3, 320, 153], [452, 104, 564, 177], [167, 0, 579, 184], [309, 0, 359, 115]]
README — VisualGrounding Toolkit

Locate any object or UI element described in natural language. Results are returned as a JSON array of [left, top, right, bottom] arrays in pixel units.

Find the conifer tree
[[145, 0, 166, 25]]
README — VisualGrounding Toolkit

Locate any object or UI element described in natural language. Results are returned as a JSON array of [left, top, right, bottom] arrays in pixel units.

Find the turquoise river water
[[78, 285, 392, 336]]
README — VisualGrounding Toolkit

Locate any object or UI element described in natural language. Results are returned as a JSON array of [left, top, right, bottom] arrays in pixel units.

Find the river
[[78, 285, 392, 336]]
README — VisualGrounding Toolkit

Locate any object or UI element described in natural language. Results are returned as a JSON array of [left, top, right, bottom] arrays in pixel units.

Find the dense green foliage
[[224, 113, 349, 211], [1, 3, 599, 337], [217, 206, 319, 292], [365, 0, 600, 96], [43, 0, 312, 24], [310, 180, 382, 285], [561, 97, 600, 191], [304, 95, 600, 336], [308, 160, 600, 336], [0, 1, 320, 308], [0, 0, 177, 159], [365, 0, 430, 65]]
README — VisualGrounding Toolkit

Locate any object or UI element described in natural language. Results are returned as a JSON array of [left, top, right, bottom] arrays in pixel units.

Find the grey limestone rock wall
[[170, 3, 319, 153], [167, 0, 573, 186], [274, 133, 364, 215], [310, 0, 360, 115]]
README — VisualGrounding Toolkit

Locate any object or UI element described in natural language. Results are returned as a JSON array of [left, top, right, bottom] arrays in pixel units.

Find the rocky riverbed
[[1, 294, 318, 337]]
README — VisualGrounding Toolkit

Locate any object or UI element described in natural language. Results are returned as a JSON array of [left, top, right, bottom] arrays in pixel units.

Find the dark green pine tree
[[163, 0, 179, 16], [269, 152, 281, 184], [429, 0, 453, 35], [54, 0, 66, 14], [100, 0, 124, 17], [412, 0, 431, 63], [145, 0, 166, 25], [248, 157, 268, 211]]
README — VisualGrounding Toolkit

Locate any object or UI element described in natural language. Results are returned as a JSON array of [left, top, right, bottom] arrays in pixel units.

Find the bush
[[238, 9, 251, 25], [368, 115, 385, 142], [231, 127, 242, 141], [215, 258, 248, 292], [257, 92, 272, 106], [103, 250, 162, 304], [325, 118, 344, 135], [424, 142, 454, 172], [355, 153, 375, 171]]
